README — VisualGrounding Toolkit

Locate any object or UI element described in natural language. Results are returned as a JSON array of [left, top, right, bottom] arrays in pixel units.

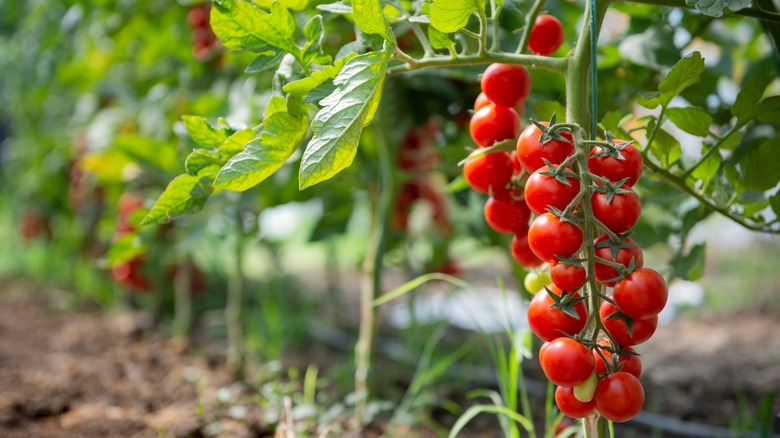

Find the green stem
[[409, 22, 435, 56], [353, 120, 394, 427], [642, 106, 666, 161], [682, 121, 748, 179], [226, 205, 245, 376], [172, 254, 192, 339], [388, 52, 569, 75], [616, 0, 780, 23], [516, 0, 548, 54], [477, 9, 489, 55]]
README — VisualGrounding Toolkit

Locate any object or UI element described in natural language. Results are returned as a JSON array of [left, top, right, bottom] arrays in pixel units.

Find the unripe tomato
[[593, 234, 644, 285], [593, 339, 642, 378], [484, 190, 531, 234], [588, 139, 643, 187], [551, 262, 587, 291], [613, 268, 668, 320], [555, 386, 595, 418], [594, 372, 644, 422], [480, 64, 531, 108], [527, 285, 587, 342], [540, 337, 594, 387], [469, 104, 521, 148], [524, 165, 581, 216], [511, 232, 544, 268], [528, 15, 565, 56], [516, 122, 575, 174], [463, 151, 513, 194], [528, 213, 583, 263], [524, 271, 551, 293], [600, 301, 658, 347], [591, 185, 641, 235]]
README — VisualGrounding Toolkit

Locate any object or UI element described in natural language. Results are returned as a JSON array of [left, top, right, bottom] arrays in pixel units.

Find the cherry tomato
[[528, 213, 583, 263], [187, 5, 209, 29], [474, 92, 491, 111], [600, 301, 658, 347], [524, 270, 552, 293], [593, 339, 642, 378], [613, 268, 668, 320], [527, 285, 587, 342], [469, 103, 521, 148], [594, 372, 645, 422], [540, 337, 595, 387], [593, 234, 644, 285], [588, 139, 643, 187], [509, 150, 523, 174], [510, 232, 544, 268], [480, 64, 531, 108], [463, 151, 513, 194], [555, 386, 596, 418], [591, 185, 641, 234], [112, 256, 152, 293], [516, 122, 575, 174], [484, 190, 531, 234], [539, 340, 551, 362], [524, 166, 581, 216], [528, 15, 565, 56], [551, 262, 586, 291]]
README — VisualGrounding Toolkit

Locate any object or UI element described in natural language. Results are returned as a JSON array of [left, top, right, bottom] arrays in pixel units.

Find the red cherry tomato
[[516, 122, 575, 174], [527, 285, 587, 342], [484, 190, 531, 234], [528, 15, 565, 56], [463, 151, 513, 194], [594, 372, 645, 422], [480, 63, 531, 108], [600, 301, 658, 347], [524, 165, 581, 216], [469, 103, 521, 148], [187, 5, 209, 29], [509, 150, 523, 174], [555, 386, 596, 418], [511, 232, 544, 268], [551, 262, 587, 291], [528, 213, 583, 263], [112, 256, 152, 293], [540, 337, 595, 387], [593, 339, 642, 378], [591, 185, 641, 234], [593, 234, 644, 285], [613, 268, 668, 320], [588, 139, 644, 187], [474, 92, 492, 111]]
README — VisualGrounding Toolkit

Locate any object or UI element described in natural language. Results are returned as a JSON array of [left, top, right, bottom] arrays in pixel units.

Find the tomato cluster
[[187, 3, 220, 61]]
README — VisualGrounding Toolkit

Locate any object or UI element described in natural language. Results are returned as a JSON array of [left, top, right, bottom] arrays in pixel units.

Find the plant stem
[[516, 0, 548, 54], [583, 414, 600, 438], [172, 255, 192, 339], [616, 0, 780, 23], [681, 120, 748, 179], [388, 52, 569, 75], [354, 121, 394, 427], [226, 204, 245, 376]]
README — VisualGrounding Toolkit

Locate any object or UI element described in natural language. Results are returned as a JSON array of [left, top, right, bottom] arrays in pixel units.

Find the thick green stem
[[354, 122, 394, 427], [226, 206, 245, 375], [516, 0, 548, 54], [388, 52, 568, 75]]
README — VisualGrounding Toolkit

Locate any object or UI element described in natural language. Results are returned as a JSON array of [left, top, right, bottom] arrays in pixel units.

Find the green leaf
[[214, 96, 310, 191], [671, 243, 706, 281], [684, 0, 751, 17], [739, 137, 780, 192], [245, 47, 286, 73], [690, 147, 722, 184], [316, 2, 353, 13], [430, 0, 484, 33], [666, 107, 712, 137], [532, 101, 567, 123], [182, 115, 231, 148], [599, 111, 630, 133], [650, 128, 682, 167], [211, 0, 300, 57], [638, 52, 705, 109], [298, 50, 390, 190], [770, 192, 780, 217], [352, 0, 396, 45], [757, 96, 780, 124], [719, 132, 742, 151], [428, 26, 454, 50], [142, 171, 218, 224], [732, 74, 772, 123], [107, 233, 146, 265], [618, 26, 679, 72], [743, 201, 769, 218], [283, 53, 357, 96], [185, 129, 255, 175]]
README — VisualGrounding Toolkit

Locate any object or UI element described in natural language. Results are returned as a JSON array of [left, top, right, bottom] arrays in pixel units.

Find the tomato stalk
[[515, 0, 548, 54], [226, 201, 245, 376]]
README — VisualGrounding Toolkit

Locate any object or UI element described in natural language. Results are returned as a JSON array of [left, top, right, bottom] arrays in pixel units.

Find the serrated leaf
[[182, 115, 231, 148], [666, 107, 712, 137], [298, 50, 390, 189], [430, 0, 484, 33], [639, 52, 705, 109], [142, 171, 218, 224], [685, 0, 751, 17], [211, 0, 300, 57], [185, 129, 255, 175], [353, 0, 396, 45], [245, 48, 285, 73], [691, 147, 722, 184], [428, 26, 454, 50], [283, 53, 357, 96], [650, 129, 682, 167], [732, 74, 772, 123], [214, 96, 309, 191], [739, 137, 780, 192]]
